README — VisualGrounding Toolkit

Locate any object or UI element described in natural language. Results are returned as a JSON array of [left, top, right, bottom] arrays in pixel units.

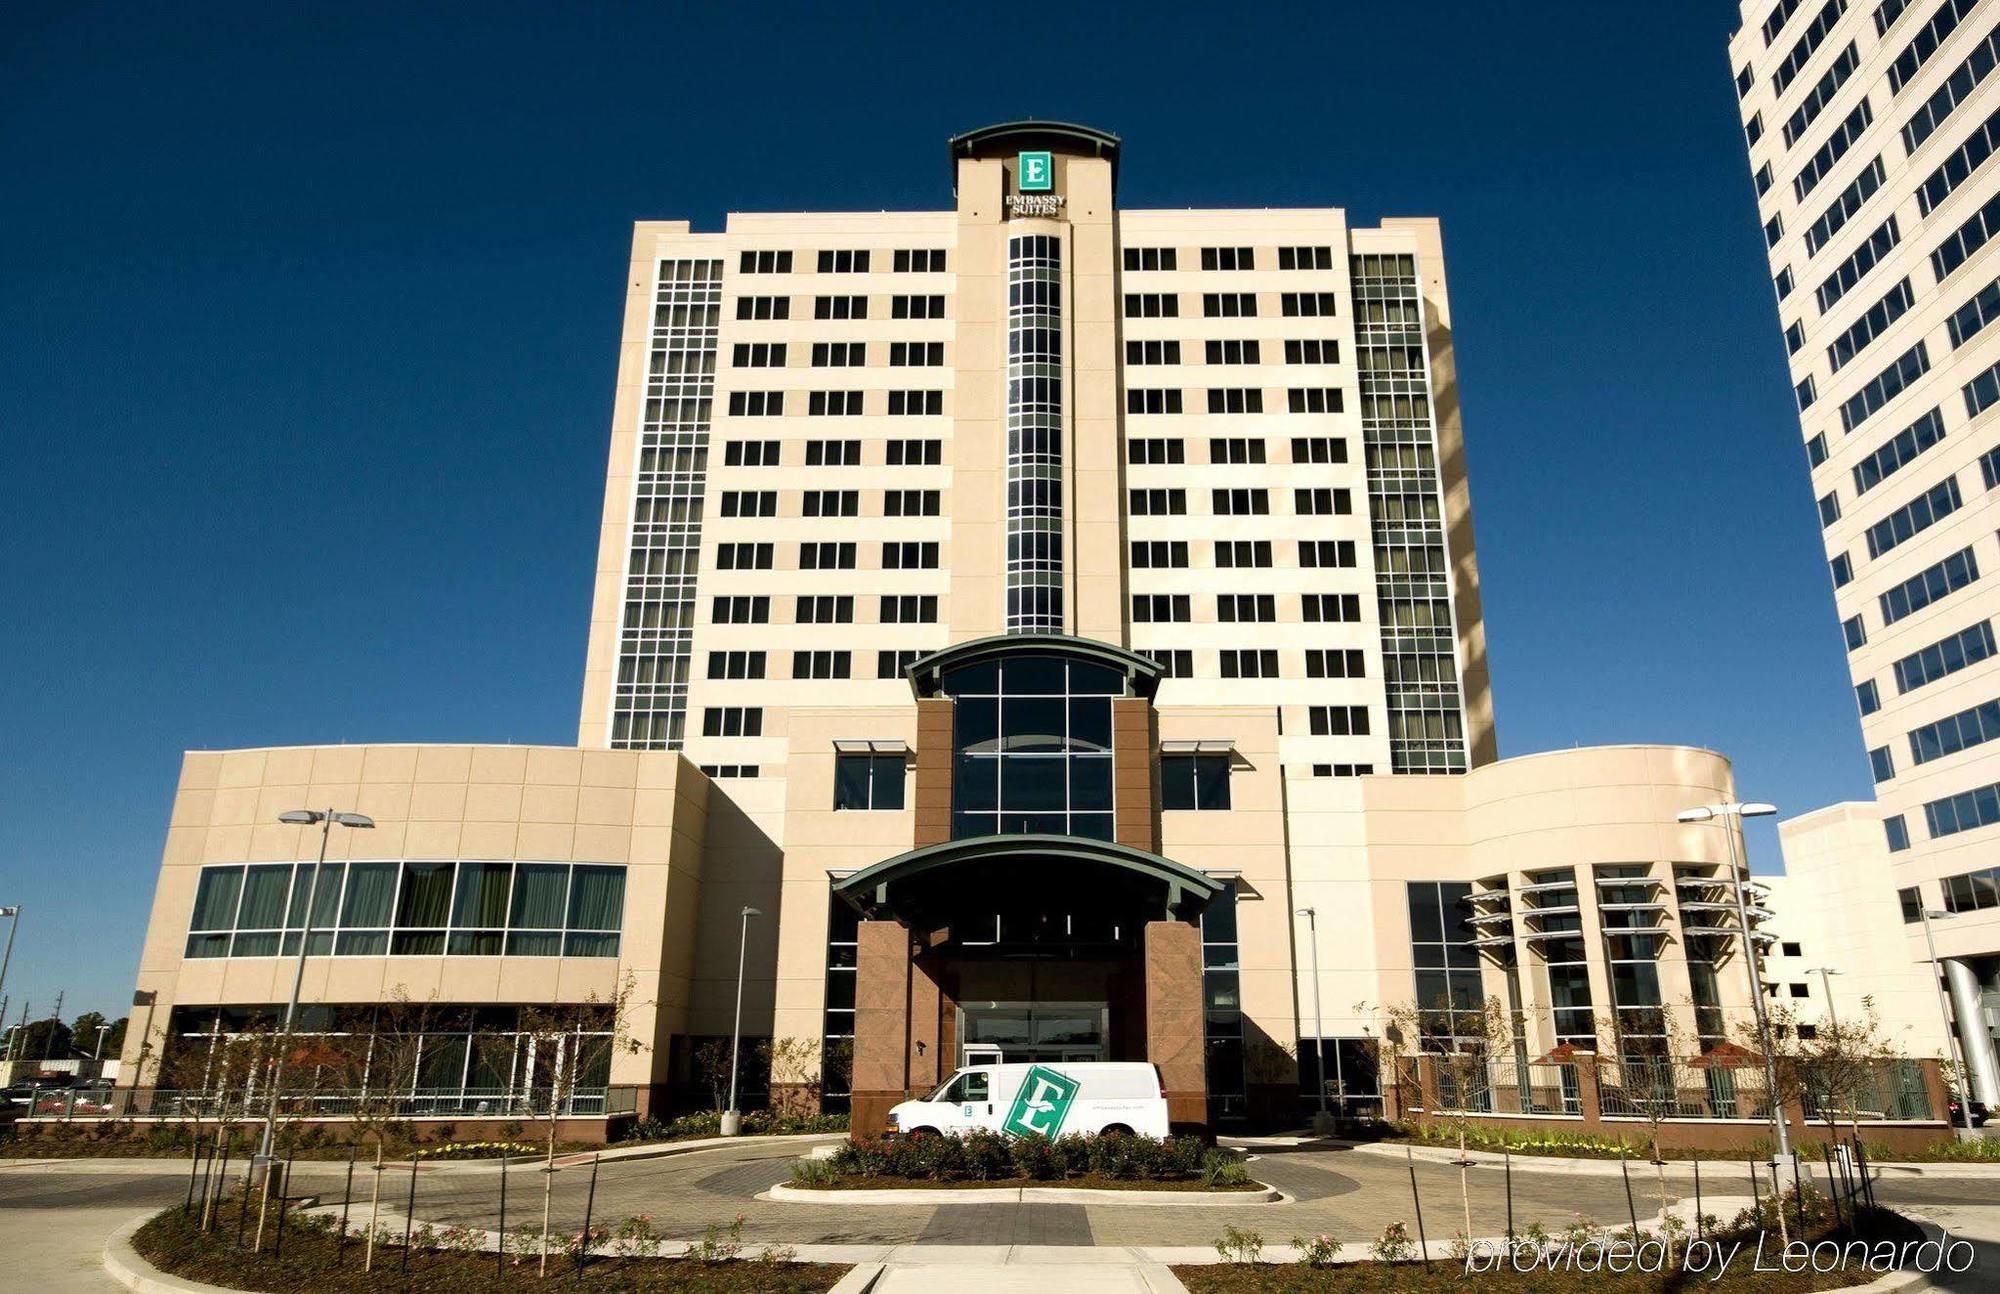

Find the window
[[1123, 292, 1178, 317], [1964, 356, 2000, 416], [1207, 388, 1263, 414], [715, 541, 772, 570], [1827, 279, 1915, 372], [1778, 265, 1796, 299], [1765, 213, 1785, 249], [1839, 342, 1929, 433], [1127, 438, 1184, 464], [1277, 245, 1333, 270], [1737, 64, 1754, 98], [1210, 437, 1266, 464], [834, 753, 906, 810], [944, 651, 1122, 840], [1205, 338, 1261, 364], [1931, 190, 2000, 281], [1771, 0, 1846, 95], [1132, 540, 1189, 568], [1129, 487, 1186, 515], [706, 650, 766, 680], [700, 764, 758, 779], [1143, 648, 1193, 677], [1202, 291, 1256, 317], [723, 439, 779, 466], [1791, 99, 1872, 202], [885, 488, 940, 516], [1908, 696, 2000, 765], [805, 438, 861, 466], [887, 438, 942, 465], [803, 489, 859, 517], [702, 707, 763, 737], [892, 294, 945, 319], [1133, 593, 1191, 622], [793, 650, 852, 680], [1805, 155, 1885, 256], [1888, 0, 1979, 93], [1899, 884, 1923, 920], [1926, 780, 2000, 837], [877, 649, 923, 678], [736, 295, 789, 320], [1893, 620, 1997, 692], [720, 490, 776, 518], [183, 860, 627, 959], [1303, 593, 1362, 622], [800, 541, 856, 570], [809, 390, 864, 416], [1300, 539, 1357, 567], [1880, 546, 1979, 624], [1127, 388, 1184, 414], [1949, 278, 2000, 348], [894, 248, 946, 273], [711, 595, 769, 624], [880, 594, 937, 623], [1308, 705, 1371, 735], [1305, 649, 1366, 678], [1854, 408, 1946, 493], [1212, 487, 1269, 515], [726, 391, 784, 417], [1161, 753, 1232, 808], [1864, 477, 1962, 558], [1918, 106, 2000, 217], [882, 540, 939, 569], [1127, 339, 1182, 365], [1746, 111, 1765, 146], [1784, 42, 1861, 148], [1295, 487, 1351, 515], [812, 341, 865, 367], [1288, 387, 1344, 413], [1844, 613, 1868, 649], [1200, 246, 1254, 271], [887, 390, 944, 416], [816, 249, 870, 273], [890, 340, 945, 366], [731, 341, 787, 367], [814, 294, 867, 320], [1219, 648, 1279, 678], [1218, 593, 1276, 622], [1214, 540, 1272, 568], [1943, 865, 2000, 912], [1286, 339, 1340, 365], [1798, 376, 1819, 411], [1808, 432, 1829, 467], [1887, 816, 1912, 852], [796, 595, 853, 624], [1292, 436, 1348, 463], [1819, 218, 1897, 312], [1832, 552, 1854, 586], [1123, 247, 1177, 271], [739, 249, 793, 274], [1282, 291, 1337, 317], [1870, 745, 1896, 782], [1903, 23, 2000, 151]]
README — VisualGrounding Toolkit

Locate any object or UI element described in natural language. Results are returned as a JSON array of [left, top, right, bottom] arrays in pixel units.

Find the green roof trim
[[947, 120, 1122, 193], [832, 832, 1222, 920], [904, 633, 1163, 699]]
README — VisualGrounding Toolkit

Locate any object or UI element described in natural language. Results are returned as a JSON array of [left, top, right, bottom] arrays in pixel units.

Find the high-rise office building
[[118, 123, 1773, 1139], [1730, 0, 2000, 1104]]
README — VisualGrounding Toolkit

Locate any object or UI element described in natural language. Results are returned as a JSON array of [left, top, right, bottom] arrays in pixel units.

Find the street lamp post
[[1296, 907, 1334, 1133], [254, 808, 373, 1180], [93, 1023, 112, 1061], [1810, 966, 1842, 1034], [722, 906, 762, 1137], [0, 907, 20, 1015], [1914, 905, 1978, 1137], [1677, 801, 1791, 1163]]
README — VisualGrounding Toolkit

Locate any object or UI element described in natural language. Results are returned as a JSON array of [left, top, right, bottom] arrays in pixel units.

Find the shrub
[[612, 1214, 661, 1259], [1201, 1149, 1250, 1187], [1051, 1134, 1092, 1178], [1292, 1232, 1342, 1267], [790, 1158, 838, 1187], [1369, 1221, 1414, 1263], [963, 1129, 1011, 1180], [689, 1214, 746, 1264], [1214, 1224, 1263, 1264], [1010, 1133, 1058, 1180]]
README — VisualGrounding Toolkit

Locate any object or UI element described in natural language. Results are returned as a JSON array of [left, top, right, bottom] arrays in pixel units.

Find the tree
[[68, 1012, 127, 1060], [335, 994, 436, 1273], [1382, 994, 1512, 1249], [1595, 1007, 1699, 1248], [762, 1036, 822, 1116], [1762, 996, 1902, 1150]]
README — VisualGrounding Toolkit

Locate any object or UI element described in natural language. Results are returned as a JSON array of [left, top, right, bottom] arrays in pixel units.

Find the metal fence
[[19, 1085, 639, 1123], [1595, 1058, 1776, 1121]]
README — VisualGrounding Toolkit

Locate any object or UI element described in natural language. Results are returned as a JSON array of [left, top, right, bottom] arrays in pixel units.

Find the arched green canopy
[[833, 832, 1221, 927]]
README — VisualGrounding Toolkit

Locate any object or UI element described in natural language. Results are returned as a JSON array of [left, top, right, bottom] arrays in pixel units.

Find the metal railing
[[18, 1085, 639, 1123], [1595, 1058, 1775, 1121]]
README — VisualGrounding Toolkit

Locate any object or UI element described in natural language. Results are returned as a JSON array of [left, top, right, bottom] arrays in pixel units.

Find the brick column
[[913, 698, 955, 848], [1145, 919, 1207, 1134], [1113, 698, 1158, 852], [908, 952, 945, 1096], [850, 919, 912, 1138], [1574, 1054, 1603, 1125]]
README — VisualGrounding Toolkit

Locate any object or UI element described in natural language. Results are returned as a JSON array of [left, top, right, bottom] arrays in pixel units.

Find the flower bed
[[1380, 1119, 2000, 1164], [130, 1201, 845, 1292], [618, 1110, 849, 1145], [788, 1131, 1260, 1189]]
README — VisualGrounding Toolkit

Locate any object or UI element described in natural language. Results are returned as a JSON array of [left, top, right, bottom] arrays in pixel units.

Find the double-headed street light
[[1677, 801, 1790, 1161], [255, 809, 374, 1177], [1295, 907, 1334, 1133], [1809, 966, 1842, 1033], [722, 906, 763, 1137], [1912, 904, 1978, 1137]]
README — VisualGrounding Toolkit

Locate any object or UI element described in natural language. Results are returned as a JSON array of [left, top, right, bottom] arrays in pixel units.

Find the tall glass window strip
[[1202, 883, 1247, 1122], [611, 258, 721, 748], [1006, 234, 1063, 632], [1351, 254, 1467, 773], [820, 899, 857, 1113], [1406, 882, 1484, 1048], [946, 653, 1118, 839]]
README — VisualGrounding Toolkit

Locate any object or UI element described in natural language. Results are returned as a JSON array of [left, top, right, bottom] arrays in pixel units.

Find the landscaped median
[[769, 1131, 1281, 1203]]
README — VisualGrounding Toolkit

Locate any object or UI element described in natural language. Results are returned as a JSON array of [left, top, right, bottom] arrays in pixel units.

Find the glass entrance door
[[957, 1001, 1107, 1067]]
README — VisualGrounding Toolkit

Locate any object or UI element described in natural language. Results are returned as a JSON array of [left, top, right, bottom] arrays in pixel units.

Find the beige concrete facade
[[1730, 2, 2000, 1102]]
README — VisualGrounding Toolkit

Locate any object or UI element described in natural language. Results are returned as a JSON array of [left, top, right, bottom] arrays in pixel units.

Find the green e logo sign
[[1018, 151, 1053, 192], [1003, 1064, 1078, 1137]]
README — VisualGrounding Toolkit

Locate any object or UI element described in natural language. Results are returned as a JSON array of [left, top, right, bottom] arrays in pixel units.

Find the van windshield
[[924, 1074, 961, 1102]]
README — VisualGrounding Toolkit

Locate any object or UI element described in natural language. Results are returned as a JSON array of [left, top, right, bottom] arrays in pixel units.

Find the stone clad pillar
[[913, 698, 955, 849], [850, 919, 912, 1138], [1112, 698, 1158, 853], [1144, 919, 1207, 1134]]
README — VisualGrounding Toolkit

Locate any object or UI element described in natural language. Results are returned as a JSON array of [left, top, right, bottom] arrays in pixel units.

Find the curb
[[102, 1213, 234, 1293], [766, 1181, 1284, 1206], [1345, 1139, 2000, 1179]]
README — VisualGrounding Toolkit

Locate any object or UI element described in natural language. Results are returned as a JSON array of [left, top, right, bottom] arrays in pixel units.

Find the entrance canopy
[[832, 833, 1222, 939]]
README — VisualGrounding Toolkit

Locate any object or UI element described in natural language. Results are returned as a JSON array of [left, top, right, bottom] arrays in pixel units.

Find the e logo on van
[[1002, 1064, 1079, 1137]]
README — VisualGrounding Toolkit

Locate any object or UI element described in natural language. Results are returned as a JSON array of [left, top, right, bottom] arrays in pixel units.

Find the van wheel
[[907, 1126, 941, 1140], [1100, 1124, 1134, 1137]]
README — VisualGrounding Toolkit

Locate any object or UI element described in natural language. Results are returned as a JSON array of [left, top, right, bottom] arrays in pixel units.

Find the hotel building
[[1730, 0, 2000, 1105], [121, 123, 1779, 1136]]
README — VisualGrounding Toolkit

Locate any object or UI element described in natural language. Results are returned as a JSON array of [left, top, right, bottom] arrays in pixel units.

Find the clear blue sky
[[0, 1, 1857, 1023]]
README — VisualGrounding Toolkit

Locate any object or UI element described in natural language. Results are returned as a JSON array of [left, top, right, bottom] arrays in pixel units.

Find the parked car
[[887, 1061, 1170, 1139], [1947, 1093, 1990, 1128]]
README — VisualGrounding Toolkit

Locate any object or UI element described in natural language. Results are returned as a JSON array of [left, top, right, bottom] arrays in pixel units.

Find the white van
[[886, 1061, 1171, 1139]]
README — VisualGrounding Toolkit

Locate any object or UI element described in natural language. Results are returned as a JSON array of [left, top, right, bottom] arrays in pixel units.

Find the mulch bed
[[132, 1205, 846, 1293]]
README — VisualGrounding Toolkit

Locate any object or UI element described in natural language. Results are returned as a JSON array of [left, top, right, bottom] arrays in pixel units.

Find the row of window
[[1131, 592, 1365, 623], [1128, 487, 1354, 516], [1131, 539, 1359, 568], [709, 593, 940, 626], [1122, 291, 1338, 319], [1128, 435, 1347, 464], [737, 248, 946, 275], [733, 294, 945, 321], [716, 489, 941, 518], [730, 341, 945, 368], [724, 390, 943, 417], [720, 438, 941, 467], [1125, 387, 1346, 415], [1124, 338, 1343, 366], [1121, 245, 1337, 272]]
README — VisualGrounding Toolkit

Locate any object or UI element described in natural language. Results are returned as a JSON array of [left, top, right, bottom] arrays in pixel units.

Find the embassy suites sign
[[1007, 150, 1066, 218]]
